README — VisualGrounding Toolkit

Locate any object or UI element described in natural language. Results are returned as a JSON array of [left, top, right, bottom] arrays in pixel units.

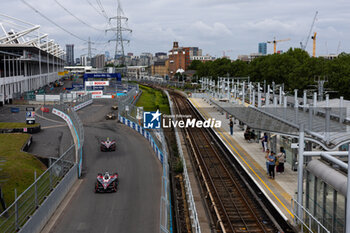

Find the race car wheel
[[113, 182, 117, 192], [114, 173, 119, 184], [95, 182, 99, 193]]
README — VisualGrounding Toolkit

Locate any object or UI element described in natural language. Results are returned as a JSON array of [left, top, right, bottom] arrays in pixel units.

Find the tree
[[188, 49, 350, 99], [188, 60, 202, 70]]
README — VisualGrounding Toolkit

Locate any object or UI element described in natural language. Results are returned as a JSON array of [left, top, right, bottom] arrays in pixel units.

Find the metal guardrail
[[291, 198, 330, 233], [0, 144, 75, 233], [54, 94, 86, 176], [165, 90, 201, 233], [59, 92, 92, 106]]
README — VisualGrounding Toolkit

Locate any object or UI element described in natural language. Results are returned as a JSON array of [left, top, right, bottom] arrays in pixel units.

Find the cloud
[[0, 0, 349, 58], [191, 21, 232, 37]]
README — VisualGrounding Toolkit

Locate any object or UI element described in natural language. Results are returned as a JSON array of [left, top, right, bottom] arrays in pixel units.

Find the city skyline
[[3, 0, 349, 59]]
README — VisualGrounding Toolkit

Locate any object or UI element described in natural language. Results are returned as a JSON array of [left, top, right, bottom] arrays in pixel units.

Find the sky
[[1, 0, 349, 59]]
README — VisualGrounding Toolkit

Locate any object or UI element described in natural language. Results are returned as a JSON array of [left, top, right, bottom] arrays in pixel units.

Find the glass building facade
[[258, 42, 267, 55]]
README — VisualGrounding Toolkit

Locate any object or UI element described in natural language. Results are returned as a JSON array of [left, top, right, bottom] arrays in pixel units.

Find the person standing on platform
[[276, 147, 286, 173], [264, 149, 270, 175], [268, 151, 276, 179], [261, 133, 268, 152], [229, 118, 234, 135]]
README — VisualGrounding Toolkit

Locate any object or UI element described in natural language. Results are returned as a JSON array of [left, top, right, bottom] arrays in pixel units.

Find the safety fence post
[[34, 171, 38, 208], [15, 189, 18, 231]]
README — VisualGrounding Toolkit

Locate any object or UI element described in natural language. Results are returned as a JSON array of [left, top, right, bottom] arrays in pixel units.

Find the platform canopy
[[211, 99, 350, 150]]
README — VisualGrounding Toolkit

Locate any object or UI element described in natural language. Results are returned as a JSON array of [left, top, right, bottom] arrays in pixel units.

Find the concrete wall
[[19, 164, 78, 233]]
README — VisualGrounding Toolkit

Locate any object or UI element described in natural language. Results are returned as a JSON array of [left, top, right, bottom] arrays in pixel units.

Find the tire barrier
[[21, 136, 33, 152], [0, 125, 41, 134]]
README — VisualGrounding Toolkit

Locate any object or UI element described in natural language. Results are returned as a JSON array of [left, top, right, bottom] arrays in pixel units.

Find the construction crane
[[267, 37, 291, 54], [311, 32, 317, 57], [300, 11, 318, 50], [336, 41, 341, 55]]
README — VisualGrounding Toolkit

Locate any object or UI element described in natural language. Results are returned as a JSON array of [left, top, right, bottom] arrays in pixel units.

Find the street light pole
[[346, 145, 350, 233], [297, 124, 305, 221]]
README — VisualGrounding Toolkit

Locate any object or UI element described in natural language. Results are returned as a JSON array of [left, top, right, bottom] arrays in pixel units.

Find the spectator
[[261, 133, 268, 152], [250, 130, 256, 142], [244, 127, 251, 140], [229, 118, 234, 135], [264, 149, 270, 175], [276, 147, 286, 173], [268, 151, 276, 179]]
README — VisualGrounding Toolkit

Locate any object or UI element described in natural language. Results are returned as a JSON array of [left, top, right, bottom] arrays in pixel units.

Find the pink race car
[[100, 138, 116, 152]]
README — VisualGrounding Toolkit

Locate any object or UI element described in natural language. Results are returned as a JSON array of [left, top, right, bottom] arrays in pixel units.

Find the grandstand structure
[[0, 14, 65, 105]]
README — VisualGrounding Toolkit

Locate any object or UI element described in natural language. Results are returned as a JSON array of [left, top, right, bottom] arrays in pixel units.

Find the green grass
[[0, 123, 40, 129], [136, 85, 170, 115], [0, 134, 46, 205]]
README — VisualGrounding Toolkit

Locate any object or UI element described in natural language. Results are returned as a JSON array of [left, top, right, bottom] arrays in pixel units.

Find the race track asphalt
[[48, 99, 162, 233]]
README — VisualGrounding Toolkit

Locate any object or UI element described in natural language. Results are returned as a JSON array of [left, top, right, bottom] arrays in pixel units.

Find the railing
[[59, 92, 92, 105], [54, 98, 85, 177], [291, 198, 330, 233], [0, 145, 75, 233], [165, 90, 201, 233], [0, 91, 87, 233]]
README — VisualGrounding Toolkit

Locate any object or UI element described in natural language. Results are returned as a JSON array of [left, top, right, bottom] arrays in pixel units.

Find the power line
[[54, 0, 104, 31], [95, 0, 109, 19], [21, 0, 88, 42], [86, 0, 107, 19]]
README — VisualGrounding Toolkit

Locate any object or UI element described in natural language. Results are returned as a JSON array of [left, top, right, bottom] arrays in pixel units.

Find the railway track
[[171, 92, 281, 233]]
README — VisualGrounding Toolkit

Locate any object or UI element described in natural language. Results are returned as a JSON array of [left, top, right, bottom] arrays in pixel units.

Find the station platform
[[189, 97, 298, 222]]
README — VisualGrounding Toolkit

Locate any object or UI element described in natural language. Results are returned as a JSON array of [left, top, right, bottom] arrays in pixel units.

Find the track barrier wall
[[118, 115, 171, 233], [118, 84, 171, 233], [20, 164, 78, 233]]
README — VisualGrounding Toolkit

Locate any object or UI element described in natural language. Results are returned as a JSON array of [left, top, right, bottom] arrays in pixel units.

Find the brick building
[[168, 42, 186, 77], [168, 42, 202, 78], [151, 59, 169, 78]]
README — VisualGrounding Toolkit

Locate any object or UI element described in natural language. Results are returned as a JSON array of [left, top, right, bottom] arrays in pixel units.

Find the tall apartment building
[[92, 54, 105, 68], [66, 44, 74, 65], [258, 42, 267, 55], [80, 55, 88, 66]]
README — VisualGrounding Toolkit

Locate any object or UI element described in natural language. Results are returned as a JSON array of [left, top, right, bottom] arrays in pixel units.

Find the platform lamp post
[[297, 124, 305, 223], [347, 145, 350, 233]]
